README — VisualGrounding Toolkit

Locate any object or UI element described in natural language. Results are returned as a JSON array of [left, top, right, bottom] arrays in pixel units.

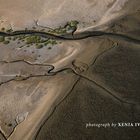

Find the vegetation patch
[[26, 36, 42, 44], [48, 20, 79, 35], [3, 40, 10, 44], [1, 27, 5, 31], [0, 36, 5, 42], [36, 44, 44, 49], [6, 29, 13, 33], [44, 39, 57, 46], [35, 39, 57, 49], [0, 25, 62, 48], [0, 36, 11, 44]]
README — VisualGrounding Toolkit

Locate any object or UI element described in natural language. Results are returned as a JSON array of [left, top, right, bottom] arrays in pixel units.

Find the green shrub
[[67, 20, 79, 27], [3, 40, 10, 44], [36, 44, 43, 49], [1, 27, 5, 31], [26, 36, 41, 44], [48, 47, 52, 50], [7, 37, 11, 40], [0, 36, 5, 42], [6, 29, 13, 33], [44, 39, 57, 46], [48, 20, 78, 35], [12, 37, 17, 41]]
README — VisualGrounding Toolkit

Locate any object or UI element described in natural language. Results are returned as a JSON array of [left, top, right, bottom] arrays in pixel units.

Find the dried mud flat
[[0, 0, 140, 140], [36, 41, 140, 140]]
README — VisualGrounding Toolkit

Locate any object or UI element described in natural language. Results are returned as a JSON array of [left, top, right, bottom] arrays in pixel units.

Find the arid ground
[[0, 0, 140, 140]]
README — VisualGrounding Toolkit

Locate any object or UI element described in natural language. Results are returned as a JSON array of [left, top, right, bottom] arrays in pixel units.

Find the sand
[[0, 0, 139, 31], [0, 0, 140, 140]]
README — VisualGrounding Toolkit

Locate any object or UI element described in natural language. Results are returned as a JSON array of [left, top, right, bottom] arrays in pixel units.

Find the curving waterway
[[0, 30, 140, 44]]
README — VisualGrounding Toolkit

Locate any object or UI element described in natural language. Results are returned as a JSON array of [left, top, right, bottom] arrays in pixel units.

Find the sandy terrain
[[0, 36, 112, 139], [0, 0, 139, 31], [8, 71, 78, 140], [0, 0, 140, 140]]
